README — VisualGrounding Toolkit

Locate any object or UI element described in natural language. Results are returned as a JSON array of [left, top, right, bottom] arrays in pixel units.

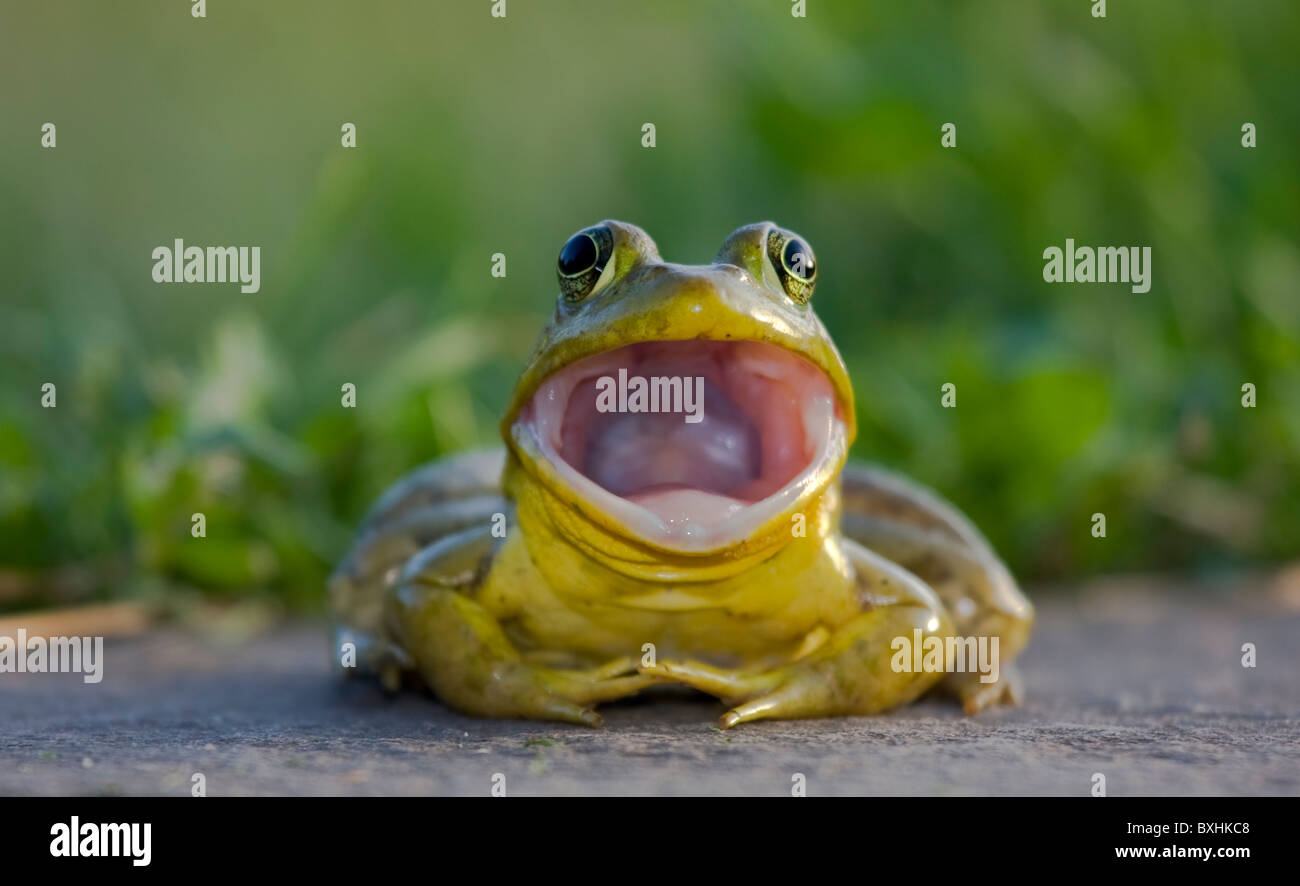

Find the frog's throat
[[502, 439, 846, 583]]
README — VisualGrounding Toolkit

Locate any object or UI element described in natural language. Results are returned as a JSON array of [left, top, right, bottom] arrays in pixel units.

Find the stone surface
[[2, 576, 1298, 796]]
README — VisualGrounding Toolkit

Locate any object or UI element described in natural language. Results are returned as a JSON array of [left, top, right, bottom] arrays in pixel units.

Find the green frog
[[330, 221, 1033, 728]]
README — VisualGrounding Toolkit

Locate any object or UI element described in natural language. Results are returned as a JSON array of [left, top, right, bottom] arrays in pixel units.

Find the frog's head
[[502, 221, 855, 575]]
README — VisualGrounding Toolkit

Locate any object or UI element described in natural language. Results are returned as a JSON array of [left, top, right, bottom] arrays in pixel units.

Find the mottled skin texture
[[330, 221, 1034, 727]]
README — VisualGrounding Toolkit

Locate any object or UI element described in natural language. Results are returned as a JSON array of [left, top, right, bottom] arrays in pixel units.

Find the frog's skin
[[330, 221, 1033, 728]]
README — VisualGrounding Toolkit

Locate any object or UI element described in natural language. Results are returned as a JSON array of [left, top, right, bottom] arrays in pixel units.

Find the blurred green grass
[[1, 1, 1297, 611]]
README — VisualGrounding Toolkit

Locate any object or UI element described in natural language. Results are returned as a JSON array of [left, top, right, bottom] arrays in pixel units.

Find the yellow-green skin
[[330, 221, 1034, 728]]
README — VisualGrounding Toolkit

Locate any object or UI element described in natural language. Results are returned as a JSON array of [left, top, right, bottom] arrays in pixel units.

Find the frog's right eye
[[765, 227, 817, 304], [557, 225, 615, 301]]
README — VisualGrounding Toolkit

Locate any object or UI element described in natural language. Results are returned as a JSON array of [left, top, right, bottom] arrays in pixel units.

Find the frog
[[329, 220, 1034, 728]]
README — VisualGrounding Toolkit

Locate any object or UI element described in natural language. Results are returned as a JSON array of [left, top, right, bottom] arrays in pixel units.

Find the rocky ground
[[2, 573, 1298, 796]]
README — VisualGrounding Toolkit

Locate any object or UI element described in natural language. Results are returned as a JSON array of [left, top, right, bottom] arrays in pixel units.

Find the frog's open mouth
[[512, 339, 847, 551]]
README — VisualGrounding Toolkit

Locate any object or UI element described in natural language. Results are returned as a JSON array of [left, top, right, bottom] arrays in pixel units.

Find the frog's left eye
[[766, 228, 816, 303], [557, 225, 615, 301]]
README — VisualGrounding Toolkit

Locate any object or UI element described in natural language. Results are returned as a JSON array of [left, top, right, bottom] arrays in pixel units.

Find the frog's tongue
[[517, 339, 845, 550]]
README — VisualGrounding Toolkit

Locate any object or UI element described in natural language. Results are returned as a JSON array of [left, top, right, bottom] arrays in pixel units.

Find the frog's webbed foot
[[387, 529, 666, 726], [647, 542, 954, 728]]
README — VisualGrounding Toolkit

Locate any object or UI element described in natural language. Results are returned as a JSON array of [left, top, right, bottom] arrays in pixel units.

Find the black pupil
[[558, 233, 598, 276], [783, 239, 814, 279]]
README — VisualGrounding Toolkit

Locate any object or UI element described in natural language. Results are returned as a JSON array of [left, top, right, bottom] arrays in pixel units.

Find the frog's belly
[[502, 597, 817, 667], [488, 548, 862, 667]]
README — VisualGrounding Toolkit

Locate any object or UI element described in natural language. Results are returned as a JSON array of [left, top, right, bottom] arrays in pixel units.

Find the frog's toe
[[458, 663, 630, 727], [716, 671, 835, 729], [479, 668, 666, 726], [543, 669, 670, 704], [640, 659, 781, 700], [529, 695, 604, 728], [579, 655, 642, 681]]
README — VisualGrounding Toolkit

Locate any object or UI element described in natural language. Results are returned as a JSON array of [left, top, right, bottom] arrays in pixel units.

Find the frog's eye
[[766, 228, 816, 303], [557, 225, 616, 301]]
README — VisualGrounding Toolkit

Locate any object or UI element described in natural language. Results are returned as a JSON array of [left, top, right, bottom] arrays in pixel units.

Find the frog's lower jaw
[[510, 339, 848, 554]]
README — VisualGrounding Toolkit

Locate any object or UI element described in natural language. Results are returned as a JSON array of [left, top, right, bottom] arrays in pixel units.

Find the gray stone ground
[[2, 574, 1298, 796]]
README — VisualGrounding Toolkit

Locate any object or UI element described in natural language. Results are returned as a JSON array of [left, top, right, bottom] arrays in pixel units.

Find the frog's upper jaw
[[510, 337, 849, 554]]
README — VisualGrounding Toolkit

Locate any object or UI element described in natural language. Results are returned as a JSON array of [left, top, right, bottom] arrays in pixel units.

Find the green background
[[1, 0, 1297, 613]]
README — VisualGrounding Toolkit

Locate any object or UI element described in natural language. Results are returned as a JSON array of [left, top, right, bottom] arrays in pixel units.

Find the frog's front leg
[[648, 541, 954, 728], [385, 527, 663, 726]]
